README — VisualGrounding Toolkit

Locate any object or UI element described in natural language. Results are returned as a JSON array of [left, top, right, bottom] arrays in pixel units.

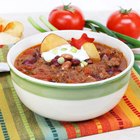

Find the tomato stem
[[63, 3, 74, 12], [119, 7, 132, 14]]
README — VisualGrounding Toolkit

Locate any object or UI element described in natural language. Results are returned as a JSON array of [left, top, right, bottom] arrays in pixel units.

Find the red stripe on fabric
[[123, 96, 140, 118], [75, 120, 98, 136], [60, 122, 77, 139], [109, 110, 124, 129], [97, 116, 111, 132]]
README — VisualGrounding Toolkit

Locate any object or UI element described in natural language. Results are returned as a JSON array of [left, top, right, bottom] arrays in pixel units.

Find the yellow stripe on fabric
[[129, 71, 140, 99], [119, 102, 139, 127], [0, 126, 5, 140], [129, 79, 140, 99], [6, 76, 35, 140], [126, 86, 140, 112], [119, 88, 140, 126], [94, 119, 103, 133], [0, 84, 20, 140]]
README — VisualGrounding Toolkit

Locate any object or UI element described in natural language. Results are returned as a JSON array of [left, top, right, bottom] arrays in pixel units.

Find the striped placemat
[[0, 46, 140, 140]]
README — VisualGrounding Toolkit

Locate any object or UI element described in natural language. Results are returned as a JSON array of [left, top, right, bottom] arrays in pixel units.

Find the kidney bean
[[51, 58, 58, 64], [71, 59, 80, 66], [33, 50, 41, 58], [85, 59, 93, 64], [22, 57, 37, 65], [53, 62, 60, 67], [54, 55, 60, 59]]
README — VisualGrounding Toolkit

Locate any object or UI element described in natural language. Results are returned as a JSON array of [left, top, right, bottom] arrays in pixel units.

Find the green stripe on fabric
[[6, 76, 35, 140], [0, 110, 10, 140], [3, 88, 29, 139], [0, 74, 30, 140], [0, 48, 5, 62], [21, 108, 44, 140], [0, 46, 9, 62], [71, 123, 81, 137], [35, 115, 50, 139]]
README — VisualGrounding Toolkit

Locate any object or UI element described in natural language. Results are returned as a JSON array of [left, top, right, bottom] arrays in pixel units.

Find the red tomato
[[107, 8, 140, 39], [48, 4, 85, 30]]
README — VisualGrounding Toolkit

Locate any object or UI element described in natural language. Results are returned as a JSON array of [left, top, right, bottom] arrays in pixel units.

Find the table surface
[[0, 0, 140, 139]]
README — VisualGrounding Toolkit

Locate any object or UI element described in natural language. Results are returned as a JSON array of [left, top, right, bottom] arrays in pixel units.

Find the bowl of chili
[[7, 30, 134, 121]]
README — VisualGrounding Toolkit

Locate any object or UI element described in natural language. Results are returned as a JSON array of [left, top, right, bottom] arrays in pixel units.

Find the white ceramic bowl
[[7, 30, 134, 121]]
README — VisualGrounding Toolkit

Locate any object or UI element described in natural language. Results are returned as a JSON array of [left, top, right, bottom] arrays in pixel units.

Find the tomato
[[107, 8, 140, 39], [48, 4, 85, 30]]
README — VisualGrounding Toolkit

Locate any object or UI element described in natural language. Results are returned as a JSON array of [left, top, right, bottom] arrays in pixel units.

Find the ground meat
[[107, 57, 121, 67], [14, 43, 127, 83]]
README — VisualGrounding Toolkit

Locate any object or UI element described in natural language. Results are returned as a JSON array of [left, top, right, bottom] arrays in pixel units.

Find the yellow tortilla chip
[[83, 42, 100, 61], [0, 18, 8, 32], [41, 33, 69, 53], [3, 21, 24, 37]]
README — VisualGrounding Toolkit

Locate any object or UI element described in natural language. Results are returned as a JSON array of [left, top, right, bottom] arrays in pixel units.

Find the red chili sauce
[[14, 43, 127, 83]]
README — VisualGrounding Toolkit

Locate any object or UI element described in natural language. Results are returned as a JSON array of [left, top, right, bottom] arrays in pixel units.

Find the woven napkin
[[0, 45, 140, 140]]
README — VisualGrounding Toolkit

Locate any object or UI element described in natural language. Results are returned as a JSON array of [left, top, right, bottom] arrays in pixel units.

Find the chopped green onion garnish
[[81, 61, 88, 66], [57, 57, 65, 64], [61, 48, 68, 51], [70, 47, 78, 53], [52, 49, 58, 54], [80, 62, 85, 68]]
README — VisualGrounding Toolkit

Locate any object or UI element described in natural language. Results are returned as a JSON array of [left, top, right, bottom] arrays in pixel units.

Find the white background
[[1, 0, 140, 140], [0, 0, 140, 13]]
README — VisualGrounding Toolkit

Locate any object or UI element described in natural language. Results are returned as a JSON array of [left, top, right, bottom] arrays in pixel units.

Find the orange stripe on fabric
[[104, 112, 120, 130], [109, 109, 124, 129], [114, 105, 132, 128]]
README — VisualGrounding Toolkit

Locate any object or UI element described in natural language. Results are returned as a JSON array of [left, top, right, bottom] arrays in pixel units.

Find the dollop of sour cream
[[41, 44, 89, 62]]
